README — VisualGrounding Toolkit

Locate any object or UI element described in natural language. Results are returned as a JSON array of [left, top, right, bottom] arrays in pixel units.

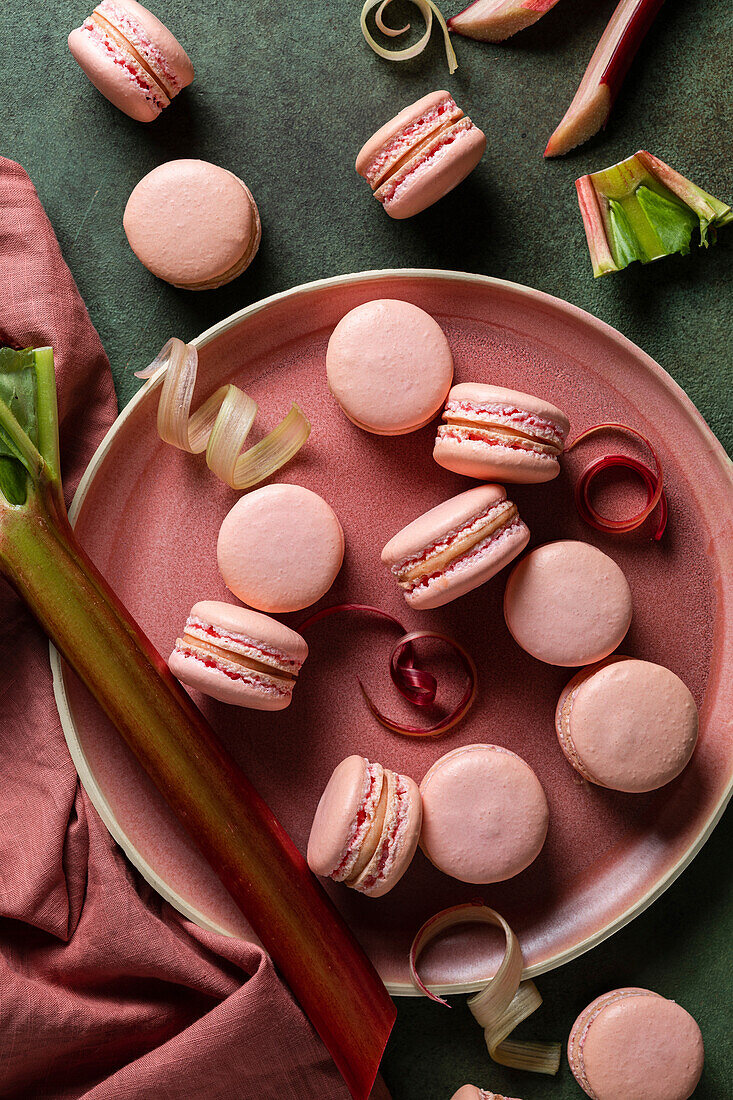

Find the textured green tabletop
[[2, 1, 731, 1097]]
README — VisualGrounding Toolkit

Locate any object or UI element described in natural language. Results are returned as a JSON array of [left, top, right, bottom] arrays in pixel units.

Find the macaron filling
[[329, 761, 386, 883], [390, 499, 520, 593], [376, 117, 480, 208], [171, 614, 305, 698], [438, 400, 567, 454], [354, 773, 414, 895], [80, 9, 171, 109], [361, 94, 464, 189]]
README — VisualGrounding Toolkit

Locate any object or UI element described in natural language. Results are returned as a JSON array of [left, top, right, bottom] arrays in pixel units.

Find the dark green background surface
[[2, 1, 731, 1097]]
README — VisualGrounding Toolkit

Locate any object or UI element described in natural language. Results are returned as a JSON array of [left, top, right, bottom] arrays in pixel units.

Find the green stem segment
[[576, 150, 732, 277], [0, 349, 394, 1100]]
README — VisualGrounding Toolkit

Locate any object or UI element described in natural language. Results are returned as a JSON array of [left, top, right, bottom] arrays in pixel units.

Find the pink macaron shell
[[217, 483, 345, 613], [167, 646, 293, 711], [451, 1089, 522, 1100], [123, 160, 260, 288], [434, 432, 561, 483], [504, 540, 633, 666], [419, 744, 549, 883], [68, 0, 192, 122], [307, 755, 384, 879], [326, 299, 453, 435], [557, 657, 698, 793], [353, 771, 422, 897], [445, 383, 571, 437], [186, 601, 308, 666], [568, 988, 704, 1100], [356, 90, 462, 182], [381, 122, 487, 220]]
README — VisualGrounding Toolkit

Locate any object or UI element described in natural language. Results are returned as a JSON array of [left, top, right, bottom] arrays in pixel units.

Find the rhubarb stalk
[[448, 0, 561, 43], [0, 347, 394, 1099], [575, 150, 731, 275], [545, 0, 666, 157]]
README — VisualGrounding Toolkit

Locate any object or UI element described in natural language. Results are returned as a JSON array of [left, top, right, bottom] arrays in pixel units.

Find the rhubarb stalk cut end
[[575, 151, 731, 276], [448, 0, 561, 43], [0, 347, 395, 1099], [545, 0, 666, 157]]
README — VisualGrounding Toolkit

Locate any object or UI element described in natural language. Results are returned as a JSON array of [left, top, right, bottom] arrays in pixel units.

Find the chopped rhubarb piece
[[545, 0, 666, 157], [575, 150, 731, 276], [448, 0, 561, 42]]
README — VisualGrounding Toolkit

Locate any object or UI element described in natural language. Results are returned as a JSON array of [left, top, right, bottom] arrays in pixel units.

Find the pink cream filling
[[380, 123, 476, 206], [186, 617, 303, 674], [98, 0, 182, 95], [444, 401, 567, 447], [437, 424, 558, 458], [173, 642, 291, 696], [407, 517, 525, 595], [330, 762, 383, 882], [82, 18, 166, 107], [363, 98, 459, 186], [391, 501, 517, 584], [358, 776, 410, 892]]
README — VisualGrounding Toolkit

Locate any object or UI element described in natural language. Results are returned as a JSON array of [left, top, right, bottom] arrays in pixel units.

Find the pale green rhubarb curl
[[576, 150, 732, 277]]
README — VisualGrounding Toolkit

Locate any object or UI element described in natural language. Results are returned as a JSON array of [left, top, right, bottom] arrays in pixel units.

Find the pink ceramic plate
[[51, 270, 733, 995]]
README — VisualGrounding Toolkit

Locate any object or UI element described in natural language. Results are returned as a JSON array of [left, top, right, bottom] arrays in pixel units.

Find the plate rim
[[51, 267, 733, 996]]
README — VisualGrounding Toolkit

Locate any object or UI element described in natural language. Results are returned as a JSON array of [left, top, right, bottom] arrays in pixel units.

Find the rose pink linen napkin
[[0, 157, 361, 1100]]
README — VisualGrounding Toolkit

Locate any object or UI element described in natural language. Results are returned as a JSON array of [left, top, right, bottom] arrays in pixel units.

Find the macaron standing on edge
[[356, 90, 487, 219], [69, 0, 194, 122], [382, 484, 529, 610], [568, 988, 704, 1100], [504, 540, 633, 666], [419, 744, 549, 883], [434, 383, 570, 483], [168, 601, 308, 711], [123, 160, 262, 289], [217, 483, 345, 613], [326, 299, 454, 436], [556, 656, 699, 792], [307, 755, 422, 898]]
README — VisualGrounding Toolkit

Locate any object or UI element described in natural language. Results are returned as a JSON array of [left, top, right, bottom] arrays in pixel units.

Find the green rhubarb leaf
[[607, 199, 646, 268], [635, 186, 698, 257], [0, 347, 46, 508]]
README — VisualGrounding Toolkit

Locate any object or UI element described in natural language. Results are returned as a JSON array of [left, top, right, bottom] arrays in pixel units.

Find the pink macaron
[[326, 299, 454, 436], [434, 383, 570, 483], [568, 988, 704, 1100], [168, 601, 308, 711], [68, 0, 193, 122], [382, 485, 529, 610], [451, 1089, 523, 1100], [307, 755, 422, 898], [504, 541, 632, 666], [556, 656, 699, 792], [419, 744, 549, 883], [356, 90, 487, 219], [123, 159, 261, 289], [217, 483, 345, 614]]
